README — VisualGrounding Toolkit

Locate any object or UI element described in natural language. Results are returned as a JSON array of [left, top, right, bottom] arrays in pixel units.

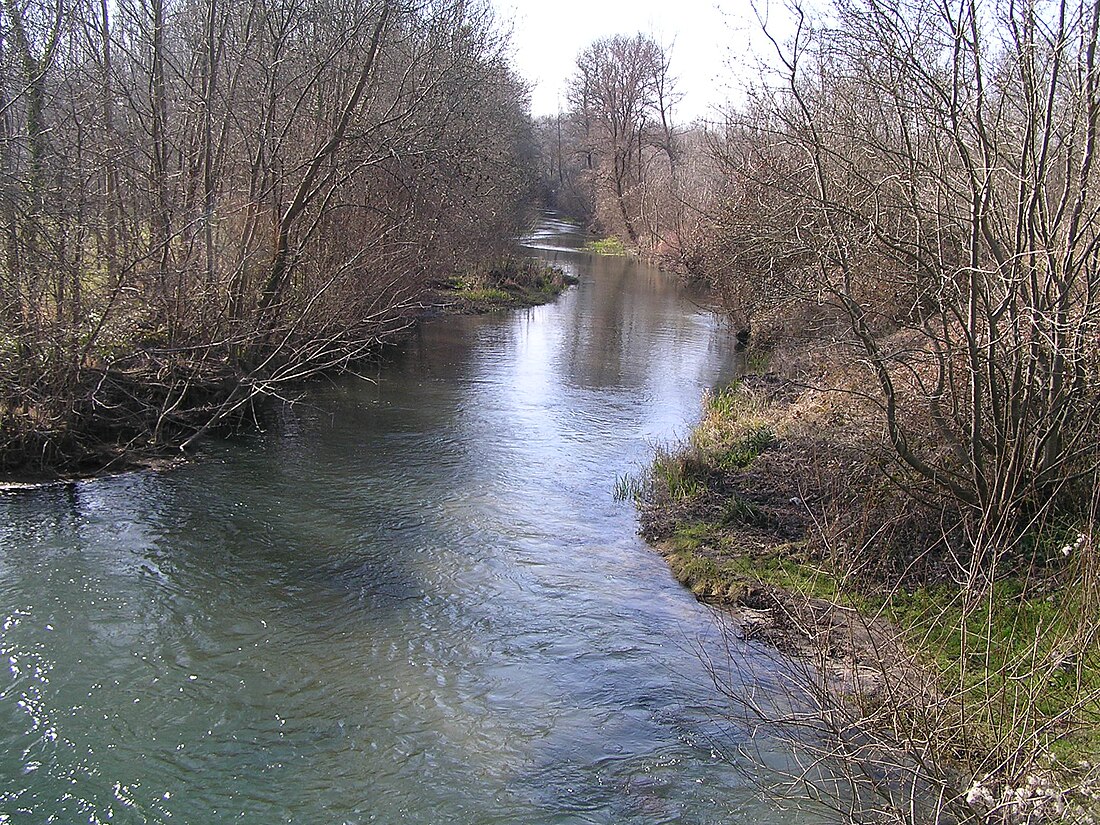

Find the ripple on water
[[0, 215, 827, 824]]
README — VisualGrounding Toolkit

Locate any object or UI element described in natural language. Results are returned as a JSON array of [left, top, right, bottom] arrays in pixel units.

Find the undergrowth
[[442, 257, 574, 312], [637, 375, 1100, 821], [869, 556, 1100, 764]]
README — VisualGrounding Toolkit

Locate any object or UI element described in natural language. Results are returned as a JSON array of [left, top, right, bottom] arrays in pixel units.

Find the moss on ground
[[870, 573, 1100, 759], [664, 541, 841, 604]]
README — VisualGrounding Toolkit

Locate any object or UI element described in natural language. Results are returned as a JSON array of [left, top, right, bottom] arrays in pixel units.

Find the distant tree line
[[533, 33, 687, 257], [0, 0, 537, 473]]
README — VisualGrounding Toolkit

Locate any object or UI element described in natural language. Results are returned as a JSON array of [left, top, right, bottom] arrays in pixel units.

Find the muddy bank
[[636, 373, 905, 682]]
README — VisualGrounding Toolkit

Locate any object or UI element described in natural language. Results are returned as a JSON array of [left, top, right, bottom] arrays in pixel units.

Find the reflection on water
[[0, 216, 825, 823]]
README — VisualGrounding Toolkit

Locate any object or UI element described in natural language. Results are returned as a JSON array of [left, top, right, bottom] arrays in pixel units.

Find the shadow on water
[[0, 213, 836, 823]]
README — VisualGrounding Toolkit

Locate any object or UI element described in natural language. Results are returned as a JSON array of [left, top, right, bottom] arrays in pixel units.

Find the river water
[[0, 218, 822, 823]]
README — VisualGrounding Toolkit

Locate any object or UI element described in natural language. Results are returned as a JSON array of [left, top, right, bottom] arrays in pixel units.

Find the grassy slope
[[635, 377, 1100, 820]]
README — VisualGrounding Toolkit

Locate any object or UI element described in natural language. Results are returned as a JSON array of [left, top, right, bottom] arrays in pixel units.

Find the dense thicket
[[699, 0, 1100, 563], [0, 0, 536, 473]]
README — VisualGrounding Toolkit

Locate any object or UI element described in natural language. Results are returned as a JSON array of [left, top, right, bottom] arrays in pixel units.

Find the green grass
[[664, 531, 840, 603], [644, 384, 778, 507], [745, 349, 771, 375], [583, 236, 629, 256], [444, 258, 573, 311], [862, 564, 1100, 762], [690, 384, 777, 468], [718, 426, 776, 471], [612, 473, 644, 502], [667, 521, 721, 552], [720, 494, 772, 528], [651, 447, 709, 501]]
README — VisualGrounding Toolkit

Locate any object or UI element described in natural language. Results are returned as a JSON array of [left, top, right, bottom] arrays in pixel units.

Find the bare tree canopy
[[0, 0, 537, 473], [533, 33, 683, 252], [695, 0, 1100, 557]]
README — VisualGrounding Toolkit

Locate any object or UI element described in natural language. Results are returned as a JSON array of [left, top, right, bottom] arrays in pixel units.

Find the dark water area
[[0, 217, 829, 823]]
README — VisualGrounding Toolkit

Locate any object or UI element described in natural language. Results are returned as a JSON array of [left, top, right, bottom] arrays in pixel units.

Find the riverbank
[[0, 220, 781, 823], [0, 256, 573, 484], [637, 373, 1100, 823]]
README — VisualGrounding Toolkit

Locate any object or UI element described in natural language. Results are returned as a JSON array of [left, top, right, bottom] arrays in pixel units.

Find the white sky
[[493, 1, 765, 123]]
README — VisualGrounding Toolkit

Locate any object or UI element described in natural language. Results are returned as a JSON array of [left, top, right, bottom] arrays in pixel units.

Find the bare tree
[[565, 33, 681, 248], [0, 0, 539, 474], [704, 0, 1100, 564]]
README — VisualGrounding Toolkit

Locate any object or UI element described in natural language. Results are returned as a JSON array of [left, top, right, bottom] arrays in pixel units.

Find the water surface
[[0, 217, 817, 823]]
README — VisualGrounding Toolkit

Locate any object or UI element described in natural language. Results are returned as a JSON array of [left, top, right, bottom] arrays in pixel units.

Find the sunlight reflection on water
[[0, 215, 827, 824]]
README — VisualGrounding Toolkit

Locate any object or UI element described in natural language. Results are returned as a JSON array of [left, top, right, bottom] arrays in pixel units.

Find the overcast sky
[[493, 0, 766, 123]]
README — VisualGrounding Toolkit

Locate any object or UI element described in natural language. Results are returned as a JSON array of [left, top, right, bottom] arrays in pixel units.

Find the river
[[0, 217, 825, 823]]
